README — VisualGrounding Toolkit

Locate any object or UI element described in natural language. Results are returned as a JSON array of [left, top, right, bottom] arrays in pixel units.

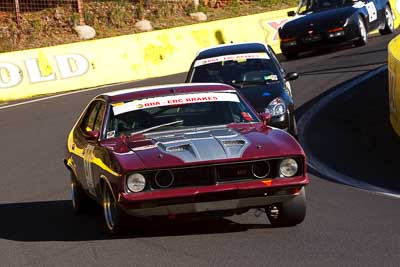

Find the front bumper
[[123, 193, 297, 217], [118, 176, 308, 217]]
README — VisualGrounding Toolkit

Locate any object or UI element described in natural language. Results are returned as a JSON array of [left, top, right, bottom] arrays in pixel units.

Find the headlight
[[279, 158, 298, 177], [265, 97, 287, 117], [126, 173, 146, 192], [328, 26, 345, 38]]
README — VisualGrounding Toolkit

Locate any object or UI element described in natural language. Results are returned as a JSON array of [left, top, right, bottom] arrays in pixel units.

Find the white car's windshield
[[105, 92, 259, 138], [191, 52, 280, 85], [299, 0, 357, 14]]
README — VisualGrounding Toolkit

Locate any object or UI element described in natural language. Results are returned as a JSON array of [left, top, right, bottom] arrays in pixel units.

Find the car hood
[[236, 82, 283, 112], [118, 124, 303, 170], [280, 6, 355, 36]]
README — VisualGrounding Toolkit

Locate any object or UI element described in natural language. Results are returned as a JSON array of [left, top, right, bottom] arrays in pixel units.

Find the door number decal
[[366, 2, 377, 22], [83, 144, 96, 195]]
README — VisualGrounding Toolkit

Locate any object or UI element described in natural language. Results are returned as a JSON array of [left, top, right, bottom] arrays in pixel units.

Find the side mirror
[[287, 10, 296, 17], [86, 130, 100, 140], [259, 112, 271, 125], [285, 72, 299, 81]]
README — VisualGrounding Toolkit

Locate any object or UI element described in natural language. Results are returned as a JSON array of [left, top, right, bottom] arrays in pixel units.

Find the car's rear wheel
[[70, 172, 94, 213], [354, 16, 368, 47], [379, 5, 394, 35], [102, 183, 128, 235], [265, 187, 306, 227]]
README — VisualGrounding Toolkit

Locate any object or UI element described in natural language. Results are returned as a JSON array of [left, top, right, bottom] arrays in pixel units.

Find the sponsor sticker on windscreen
[[194, 52, 270, 67], [112, 92, 240, 115]]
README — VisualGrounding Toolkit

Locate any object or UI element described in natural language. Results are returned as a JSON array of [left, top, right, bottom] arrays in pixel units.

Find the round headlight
[[265, 97, 287, 117], [126, 173, 146, 192], [274, 103, 286, 116], [279, 158, 298, 177]]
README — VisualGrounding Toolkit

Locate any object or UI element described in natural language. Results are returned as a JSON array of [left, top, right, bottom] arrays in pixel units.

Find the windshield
[[105, 92, 259, 138], [299, 0, 357, 14], [191, 52, 280, 85]]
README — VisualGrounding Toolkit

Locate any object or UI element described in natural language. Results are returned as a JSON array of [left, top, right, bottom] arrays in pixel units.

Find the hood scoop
[[151, 128, 249, 163], [160, 142, 192, 153], [221, 140, 246, 147]]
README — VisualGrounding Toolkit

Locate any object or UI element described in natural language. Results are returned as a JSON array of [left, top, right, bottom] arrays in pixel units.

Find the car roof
[[98, 83, 237, 103], [195, 42, 270, 60]]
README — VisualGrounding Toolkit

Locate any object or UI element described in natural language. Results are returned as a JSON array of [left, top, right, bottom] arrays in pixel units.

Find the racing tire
[[282, 51, 299, 61], [379, 5, 394, 35], [102, 183, 129, 235], [354, 16, 368, 47], [70, 172, 95, 214], [265, 187, 306, 227]]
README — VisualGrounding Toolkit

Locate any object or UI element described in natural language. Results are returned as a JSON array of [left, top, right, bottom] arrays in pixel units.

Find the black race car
[[186, 42, 300, 137], [279, 0, 395, 59]]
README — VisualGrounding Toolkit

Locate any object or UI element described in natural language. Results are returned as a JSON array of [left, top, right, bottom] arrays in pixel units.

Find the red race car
[[64, 83, 309, 234]]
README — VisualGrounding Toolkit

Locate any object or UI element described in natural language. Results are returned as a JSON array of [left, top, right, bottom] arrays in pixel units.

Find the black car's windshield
[[190, 52, 280, 85], [105, 92, 259, 138], [299, 0, 357, 14]]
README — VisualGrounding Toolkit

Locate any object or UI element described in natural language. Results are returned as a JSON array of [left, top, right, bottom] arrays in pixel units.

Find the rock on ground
[[134, 20, 153, 32], [190, 12, 207, 22], [73, 25, 96, 40]]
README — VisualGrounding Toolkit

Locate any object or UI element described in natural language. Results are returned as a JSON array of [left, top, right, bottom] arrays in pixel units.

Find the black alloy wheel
[[379, 5, 394, 35], [70, 172, 95, 213], [102, 183, 128, 235], [354, 16, 368, 47]]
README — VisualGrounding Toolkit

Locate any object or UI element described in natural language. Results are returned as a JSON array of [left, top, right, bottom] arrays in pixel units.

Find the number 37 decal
[[365, 2, 377, 22], [83, 145, 96, 195]]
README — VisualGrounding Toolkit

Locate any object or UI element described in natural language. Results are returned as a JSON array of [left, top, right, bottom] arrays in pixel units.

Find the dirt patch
[[0, 0, 297, 53]]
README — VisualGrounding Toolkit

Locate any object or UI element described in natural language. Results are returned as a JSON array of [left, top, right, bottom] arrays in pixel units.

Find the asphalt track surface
[[1, 32, 399, 266]]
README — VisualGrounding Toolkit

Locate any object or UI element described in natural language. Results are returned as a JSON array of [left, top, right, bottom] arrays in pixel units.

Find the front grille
[[142, 158, 302, 190]]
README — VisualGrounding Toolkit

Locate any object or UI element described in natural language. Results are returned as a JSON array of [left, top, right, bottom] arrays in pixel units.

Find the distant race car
[[64, 83, 309, 234], [279, 0, 395, 59], [186, 42, 300, 137]]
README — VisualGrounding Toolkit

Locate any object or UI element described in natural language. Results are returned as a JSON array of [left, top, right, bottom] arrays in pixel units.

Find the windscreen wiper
[[131, 120, 184, 135], [230, 80, 271, 88]]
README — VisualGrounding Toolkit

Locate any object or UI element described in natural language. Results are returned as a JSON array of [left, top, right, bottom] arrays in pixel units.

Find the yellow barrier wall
[[391, 0, 400, 28], [388, 34, 400, 136], [0, 8, 292, 102], [1, 2, 400, 102]]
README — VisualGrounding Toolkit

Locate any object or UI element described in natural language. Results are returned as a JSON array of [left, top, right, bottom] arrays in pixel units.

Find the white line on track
[[298, 64, 400, 199], [0, 83, 119, 111]]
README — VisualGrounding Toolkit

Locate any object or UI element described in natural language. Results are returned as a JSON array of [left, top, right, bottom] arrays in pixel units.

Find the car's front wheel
[[265, 187, 306, 227], [70, 172, 95, 213], [379, 5, 394, 35], [102, 183, 128, 235], [354, 16, 368, 47]]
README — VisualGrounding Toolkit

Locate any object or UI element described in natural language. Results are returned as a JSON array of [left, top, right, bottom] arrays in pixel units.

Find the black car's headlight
[[279, 158, 298, 177], [126, 173, 146, 192], [281, 37, 297, 47], [328, 27, 345, 38], [265, 97, 286, 117]]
